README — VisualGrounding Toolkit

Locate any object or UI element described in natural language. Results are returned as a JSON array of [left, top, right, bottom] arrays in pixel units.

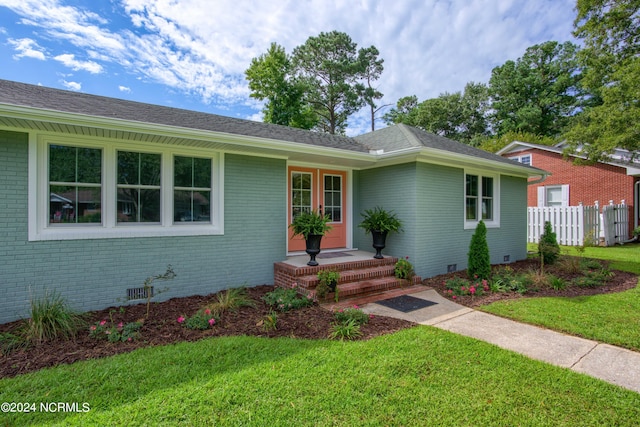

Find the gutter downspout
[[527, 172, 550, 186]]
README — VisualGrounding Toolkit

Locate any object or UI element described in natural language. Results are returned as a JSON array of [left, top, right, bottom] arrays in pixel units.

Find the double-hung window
[[31, 135, 222, 240], [465, 171, 499, 228]]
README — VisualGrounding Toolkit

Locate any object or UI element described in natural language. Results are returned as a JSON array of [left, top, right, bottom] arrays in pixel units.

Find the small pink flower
[[461, 286, 466, 291], [117, 322, 124, 329], [482, 279, 488, 286], [292, 282, 298, 288], [204, 309, 211, 315], [127, 337, 132, 342], [353, 305, 359, 309], [405, 256, 409, 260], [452, 295, 457, 300], [177, 316, 185, 324], [105, 330, 111, 335], [90, 325, 97, 331], [208, 318, 216, 326], [470, 287, 476, 295], [99, 320, 107, 326], [369, 314, 375, 319]]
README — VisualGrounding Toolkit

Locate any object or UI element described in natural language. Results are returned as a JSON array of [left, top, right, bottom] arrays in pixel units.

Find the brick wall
[[517, 148, 637, 234], [0, 130, 287, 323]]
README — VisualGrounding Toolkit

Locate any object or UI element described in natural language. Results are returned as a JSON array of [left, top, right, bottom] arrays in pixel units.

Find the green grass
[[487, 244, 640, 350], [2, 328, 639, 426]]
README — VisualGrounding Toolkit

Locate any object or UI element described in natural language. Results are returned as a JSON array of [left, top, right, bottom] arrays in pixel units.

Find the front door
[[288, 166, 347, 252]]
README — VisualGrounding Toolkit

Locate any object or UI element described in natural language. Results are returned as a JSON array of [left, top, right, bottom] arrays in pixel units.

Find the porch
[[274, 250, 424, 309]]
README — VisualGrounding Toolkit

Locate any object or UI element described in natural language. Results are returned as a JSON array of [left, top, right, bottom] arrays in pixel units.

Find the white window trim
[[464, 170, 500, 229], [537, 184, 569, 207], [29, 133, 224, 241], [509, 154, 532, 165]]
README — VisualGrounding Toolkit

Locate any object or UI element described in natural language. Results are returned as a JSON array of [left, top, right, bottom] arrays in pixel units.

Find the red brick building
[[498, 141, 640, 235]]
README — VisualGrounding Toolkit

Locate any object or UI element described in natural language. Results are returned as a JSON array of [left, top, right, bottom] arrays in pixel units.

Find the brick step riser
[[295, 266, 396, 289]]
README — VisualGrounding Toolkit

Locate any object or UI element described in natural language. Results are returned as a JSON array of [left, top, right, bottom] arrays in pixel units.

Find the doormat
[[317, 252, 353, 259], [376, 295, 437, 313]]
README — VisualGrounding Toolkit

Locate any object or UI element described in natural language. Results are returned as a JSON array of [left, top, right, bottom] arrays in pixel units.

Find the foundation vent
[[447, 264, 457, 273], [127, 286, 153, 301]]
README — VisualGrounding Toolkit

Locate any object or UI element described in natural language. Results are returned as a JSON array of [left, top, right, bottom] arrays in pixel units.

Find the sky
[[0, 0, 578, 136]]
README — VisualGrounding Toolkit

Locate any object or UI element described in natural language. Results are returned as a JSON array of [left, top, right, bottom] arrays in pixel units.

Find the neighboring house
[[497, 141, 640, 235], [0, 79, 544, 323]]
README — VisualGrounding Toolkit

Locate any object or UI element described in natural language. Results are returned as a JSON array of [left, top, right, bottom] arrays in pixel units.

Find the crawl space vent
[[127, 286, 153, 301]]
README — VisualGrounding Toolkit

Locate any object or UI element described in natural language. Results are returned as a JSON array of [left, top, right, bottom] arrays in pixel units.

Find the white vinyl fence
[[528, 201, 629, 246]]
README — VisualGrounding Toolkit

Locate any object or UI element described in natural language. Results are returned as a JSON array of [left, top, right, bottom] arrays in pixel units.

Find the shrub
[[207, 286, 255, 317], [259, 311, 278, 332], [538, 221, 560, 265], [329, 318, 362, 340], [317, 270, 340, 292], [0, 332, 26, 355], [334, 306, 369, 326], [444, 276, 488, 298], [89, 319, 143, 342], [394, 257, 415, 280], [22, 289, 85, 344], [549, 275, 567, 290], [467, 220, 491, 280], [263, 287, 314, 312], [490, 267, 530, 294], [178, 308, 218, 330]]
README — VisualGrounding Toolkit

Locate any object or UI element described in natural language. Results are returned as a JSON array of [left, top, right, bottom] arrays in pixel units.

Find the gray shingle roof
[[355, 123, 542, 170], [0, 79, 369, 153]]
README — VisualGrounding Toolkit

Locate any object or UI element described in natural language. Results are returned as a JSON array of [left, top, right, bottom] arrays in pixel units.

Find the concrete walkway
[[360, 288, 640, 394]]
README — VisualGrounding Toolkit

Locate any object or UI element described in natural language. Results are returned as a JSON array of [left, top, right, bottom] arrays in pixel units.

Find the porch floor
[[282, 249, 379, 268]]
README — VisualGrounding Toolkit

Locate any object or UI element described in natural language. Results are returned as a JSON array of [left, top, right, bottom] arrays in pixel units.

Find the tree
[[477, 131, 557, 153], [292, 31, 382, 134], [385, 83, 490, 145], [358, 46, 386, 131], [467, 220, 491, 281], [488, 41, 582, 138], [383, 95, 419, 125], [564, 0, 640, 162], [246, 32, 384, 134], [244, 43, 317, 129]]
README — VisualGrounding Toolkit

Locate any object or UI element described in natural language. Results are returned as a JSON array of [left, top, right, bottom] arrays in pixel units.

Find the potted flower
[[290, 210, 332, 266], [358, 207, 403, 259]]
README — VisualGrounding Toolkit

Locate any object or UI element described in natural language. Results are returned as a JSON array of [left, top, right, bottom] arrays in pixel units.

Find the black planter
[[371, 230, 388, 259], [305, 234, 323, 266]]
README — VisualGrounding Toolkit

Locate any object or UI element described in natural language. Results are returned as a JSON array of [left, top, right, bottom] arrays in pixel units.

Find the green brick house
[[0, 79, 545, 323]]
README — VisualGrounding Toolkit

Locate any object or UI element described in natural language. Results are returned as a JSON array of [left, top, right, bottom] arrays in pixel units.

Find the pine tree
[[538, 221, 560, 265], [468, 220, 491, 280]]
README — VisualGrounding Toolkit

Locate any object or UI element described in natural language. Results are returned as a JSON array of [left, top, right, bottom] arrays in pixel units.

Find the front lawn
[[1, 327, 639, 426], [482, 244, 640, 350]]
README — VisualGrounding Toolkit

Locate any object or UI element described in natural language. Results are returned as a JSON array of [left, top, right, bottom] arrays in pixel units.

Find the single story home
[[0, 79, 545, 323], [498, 141, 640, 235]]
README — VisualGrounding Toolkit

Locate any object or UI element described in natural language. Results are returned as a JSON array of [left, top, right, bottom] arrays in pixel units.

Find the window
[[31, 136, 222, 241], [509, 154, 532, 166], [323, 174, 342, 222], [537, 185, 569, 207], [174, 156, 211, 223], [49, 145, 102, 225], [465, 172, 500, 228], [117, 151, 161, 223], [291, 172, 312, 219]]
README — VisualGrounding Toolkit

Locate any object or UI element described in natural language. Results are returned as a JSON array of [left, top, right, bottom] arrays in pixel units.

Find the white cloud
[[8, 38, 46, 60], [118, 85, 131, 93], [61, 80, 81, 91], [0, 0, 578, 134], [54, 53, 103, 73]]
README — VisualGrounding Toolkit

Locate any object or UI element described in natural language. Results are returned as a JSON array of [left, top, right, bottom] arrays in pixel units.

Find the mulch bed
[[0, 285, 413, 379], [1, 256, 637, 379], [426, 256, 639, 308]]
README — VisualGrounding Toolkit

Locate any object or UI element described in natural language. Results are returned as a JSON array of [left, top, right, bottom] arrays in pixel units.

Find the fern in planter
[[358, 207, 403, 233], [289, 210, 332, 239]]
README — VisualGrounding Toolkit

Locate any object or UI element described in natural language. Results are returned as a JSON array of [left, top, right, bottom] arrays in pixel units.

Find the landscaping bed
[[0, 285, 413, 379], [426, 256, 638, 307], [1, 255, 637, 379]]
